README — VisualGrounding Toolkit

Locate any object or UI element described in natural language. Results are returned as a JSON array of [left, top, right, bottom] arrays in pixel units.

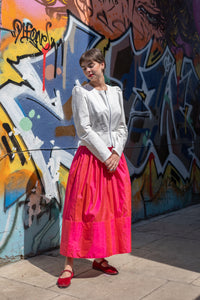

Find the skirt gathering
[[60, 146, 132, 258]]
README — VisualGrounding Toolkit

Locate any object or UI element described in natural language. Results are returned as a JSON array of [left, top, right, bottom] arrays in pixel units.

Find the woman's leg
[[57, 257, 74, 288], [59, 257, 74, 278], [94, 258, 104, 263]]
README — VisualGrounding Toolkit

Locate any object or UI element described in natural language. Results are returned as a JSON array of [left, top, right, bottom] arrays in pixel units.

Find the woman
[[57, 48, 131, 288]]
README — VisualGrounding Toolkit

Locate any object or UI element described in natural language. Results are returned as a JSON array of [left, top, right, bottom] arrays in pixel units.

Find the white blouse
[[72, 83, 128, 162]]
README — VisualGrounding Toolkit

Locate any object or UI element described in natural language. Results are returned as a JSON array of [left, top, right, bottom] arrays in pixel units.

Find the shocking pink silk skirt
[[60, 146, 132, 258]]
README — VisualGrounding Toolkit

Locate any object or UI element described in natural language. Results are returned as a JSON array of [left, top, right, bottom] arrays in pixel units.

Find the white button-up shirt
[[72, 84, 128, 162]]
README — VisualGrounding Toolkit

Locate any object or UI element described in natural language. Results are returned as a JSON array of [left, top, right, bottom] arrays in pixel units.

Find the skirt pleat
[[60, 146, 131, 258]]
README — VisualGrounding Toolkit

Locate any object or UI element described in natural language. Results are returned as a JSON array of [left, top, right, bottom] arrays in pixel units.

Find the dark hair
[[79, 48, 106, 70]]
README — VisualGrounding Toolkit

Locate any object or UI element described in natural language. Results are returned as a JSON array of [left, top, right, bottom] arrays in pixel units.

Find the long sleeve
[[72, 86, 112, 162], [111, 87, 128, 156]]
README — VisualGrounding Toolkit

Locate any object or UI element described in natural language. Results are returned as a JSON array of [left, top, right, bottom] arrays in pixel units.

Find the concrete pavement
[[0, 204, 200, 300]]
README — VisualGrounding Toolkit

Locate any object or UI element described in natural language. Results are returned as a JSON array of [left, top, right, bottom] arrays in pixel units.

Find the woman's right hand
[[104, 152, 120, 173]]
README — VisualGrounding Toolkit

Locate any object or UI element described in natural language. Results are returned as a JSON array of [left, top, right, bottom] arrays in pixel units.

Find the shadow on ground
[[27, 249, 102, 280], [28, 204, 200, 278], [130, 204, 200, 273]]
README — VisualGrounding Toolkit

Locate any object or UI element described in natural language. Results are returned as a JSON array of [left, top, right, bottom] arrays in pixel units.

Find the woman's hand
[[104, 151, 120, 173]]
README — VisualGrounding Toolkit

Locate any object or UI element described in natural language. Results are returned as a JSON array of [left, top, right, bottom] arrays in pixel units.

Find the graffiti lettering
[[2, 123, 26, 165], [0, 0, 200, 262], [12, 19, 54, 51]]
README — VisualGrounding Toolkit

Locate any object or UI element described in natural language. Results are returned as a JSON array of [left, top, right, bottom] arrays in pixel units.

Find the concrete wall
[[0, 0, 200, 262]]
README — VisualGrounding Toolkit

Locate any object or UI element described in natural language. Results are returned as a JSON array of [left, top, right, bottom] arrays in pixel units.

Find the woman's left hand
[[104, 151, 120, 173]]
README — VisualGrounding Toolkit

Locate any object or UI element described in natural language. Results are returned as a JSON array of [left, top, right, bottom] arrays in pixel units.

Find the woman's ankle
[[64, 264, 73, 271], [65, 257, 74, 270], [94, 258, 104, 263]]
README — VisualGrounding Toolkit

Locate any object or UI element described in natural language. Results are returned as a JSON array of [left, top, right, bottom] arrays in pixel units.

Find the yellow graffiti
[[0, 104, 42, 195], [0, 26, 65, 86], [132, 157, 200, 205], [58, 164, 69, 191], [0, 102, 70, 211]]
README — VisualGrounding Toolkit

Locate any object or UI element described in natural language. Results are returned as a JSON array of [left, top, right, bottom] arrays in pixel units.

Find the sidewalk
[[0, 204, 200, 300]]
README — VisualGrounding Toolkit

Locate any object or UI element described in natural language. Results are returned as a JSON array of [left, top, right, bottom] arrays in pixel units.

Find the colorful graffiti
[[0, 0, 200, 260]]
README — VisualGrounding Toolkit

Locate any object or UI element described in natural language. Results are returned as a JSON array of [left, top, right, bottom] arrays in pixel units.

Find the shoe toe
[[57, 270, 74, 288], [57, 277, 71, 288], [105, 266, 118, 275]]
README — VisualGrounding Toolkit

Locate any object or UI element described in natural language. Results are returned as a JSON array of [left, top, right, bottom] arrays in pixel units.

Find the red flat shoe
[[57, 269, 74, 288], [92, 259, 119, 275]]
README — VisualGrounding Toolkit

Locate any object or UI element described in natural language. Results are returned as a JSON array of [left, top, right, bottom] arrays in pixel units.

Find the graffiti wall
[[0, 0, 200, 261]]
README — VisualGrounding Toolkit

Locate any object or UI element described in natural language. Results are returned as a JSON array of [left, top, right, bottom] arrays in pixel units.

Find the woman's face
[[80, 60, 105, 81]]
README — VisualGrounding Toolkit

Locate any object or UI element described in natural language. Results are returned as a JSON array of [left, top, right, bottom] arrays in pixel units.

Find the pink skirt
[[60, 146, 132, 258]]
